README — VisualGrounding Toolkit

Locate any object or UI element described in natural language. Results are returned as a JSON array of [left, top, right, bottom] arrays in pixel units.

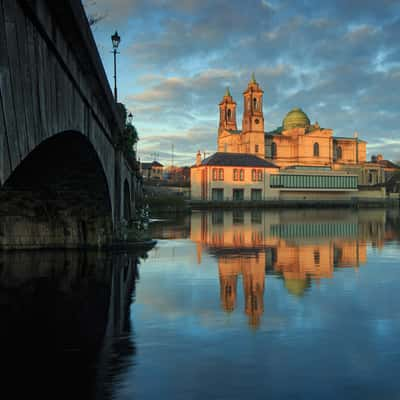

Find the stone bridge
[[0, 0, 143, 249]]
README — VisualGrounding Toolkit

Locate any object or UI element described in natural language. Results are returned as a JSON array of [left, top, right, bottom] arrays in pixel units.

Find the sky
[[83, 0, 400, 166]]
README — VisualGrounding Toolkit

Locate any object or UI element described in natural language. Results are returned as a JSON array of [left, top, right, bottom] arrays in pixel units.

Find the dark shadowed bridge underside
[[0, 132, 113, 249]]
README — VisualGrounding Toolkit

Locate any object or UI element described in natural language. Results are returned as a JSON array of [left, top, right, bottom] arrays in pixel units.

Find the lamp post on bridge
[[111, 31, 121, 102], [127, 112, 133, 125]]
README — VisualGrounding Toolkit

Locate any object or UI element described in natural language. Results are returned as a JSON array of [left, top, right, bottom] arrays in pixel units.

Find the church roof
[[201, 152, 278, 168], [334, 136, 366, 143], [227, 129, 242, 134]]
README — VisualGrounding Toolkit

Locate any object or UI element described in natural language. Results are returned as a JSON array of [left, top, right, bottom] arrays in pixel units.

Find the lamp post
[[127, 112, 133, 125], [111, 31, 121, 101]]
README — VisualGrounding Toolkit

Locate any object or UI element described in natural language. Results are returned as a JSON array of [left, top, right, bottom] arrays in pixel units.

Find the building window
[[313, 142, 320, 157], [233, 169, 239, 181], [253, 97, 257, 111], [233, 208, 244, 223], [368, 172, 373, 184], [212, 189, 224, 201], [336, 146, 342, 160], [252, 169, 257, 181], [257, 170, 263, 181], [251, 189, 262, 201], [240, 169, 244, 181], [227, 109, 231, 120], [212, 168, 218, 180], [255, 144, 259, 153], [213, 168, 224, 181], [313, 249, 320, 265], [212, 210, 224, 224], [271, 142, 277, 158], [251, 210, 262, 224], [233, 189, 244, 201]]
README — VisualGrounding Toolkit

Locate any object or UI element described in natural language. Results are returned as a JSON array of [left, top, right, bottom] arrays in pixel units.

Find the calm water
[[2, 208, 400, 399]]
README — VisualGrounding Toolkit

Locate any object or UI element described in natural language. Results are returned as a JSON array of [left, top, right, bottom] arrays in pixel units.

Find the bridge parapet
[[0, 0, 143, 249]]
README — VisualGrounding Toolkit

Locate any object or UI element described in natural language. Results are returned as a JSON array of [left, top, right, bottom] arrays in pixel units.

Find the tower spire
[[250, 72, 256, 84], [225, 86, 231, 97]]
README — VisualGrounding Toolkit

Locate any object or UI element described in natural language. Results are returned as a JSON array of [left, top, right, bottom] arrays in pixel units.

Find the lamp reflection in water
[[190, 209, 387, 328]]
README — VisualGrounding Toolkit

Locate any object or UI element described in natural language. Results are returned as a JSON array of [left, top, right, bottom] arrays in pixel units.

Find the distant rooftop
[[141, 161, 164, 169]]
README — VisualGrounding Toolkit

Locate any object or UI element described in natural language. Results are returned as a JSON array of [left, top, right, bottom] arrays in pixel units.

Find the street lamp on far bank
[[111, 31, 121, 101]]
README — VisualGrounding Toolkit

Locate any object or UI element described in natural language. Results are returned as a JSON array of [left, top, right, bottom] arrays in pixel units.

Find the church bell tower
[[241, 73, 265, 157], [218, 87, 237, 135]]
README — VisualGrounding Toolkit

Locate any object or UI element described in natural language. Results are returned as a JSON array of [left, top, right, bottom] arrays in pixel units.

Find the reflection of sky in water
[[115, 211, 400, 400]]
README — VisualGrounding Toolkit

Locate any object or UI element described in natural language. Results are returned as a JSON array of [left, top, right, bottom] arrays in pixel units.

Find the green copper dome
[[282, 108, 310, 130]]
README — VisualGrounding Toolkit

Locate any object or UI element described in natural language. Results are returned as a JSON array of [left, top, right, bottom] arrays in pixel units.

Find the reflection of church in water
[[191, 209, 388, 328]]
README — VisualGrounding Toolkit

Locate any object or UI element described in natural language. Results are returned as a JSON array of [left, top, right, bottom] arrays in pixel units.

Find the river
[[1, 208, 400, 399]]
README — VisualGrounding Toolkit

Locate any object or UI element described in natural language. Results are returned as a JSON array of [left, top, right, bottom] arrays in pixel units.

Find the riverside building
[[191, 75, 388, 203]]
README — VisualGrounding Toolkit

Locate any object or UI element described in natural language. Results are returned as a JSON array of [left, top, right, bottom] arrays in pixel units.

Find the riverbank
[[187, 197, 400, 209]]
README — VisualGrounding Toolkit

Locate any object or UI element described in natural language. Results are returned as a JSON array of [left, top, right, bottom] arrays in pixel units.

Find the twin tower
[[218, 74, 265, 158]]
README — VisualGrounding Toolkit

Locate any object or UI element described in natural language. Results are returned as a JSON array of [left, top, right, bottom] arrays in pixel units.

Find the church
[[191, 75, 389, 203], [218, 74, 367, 171]]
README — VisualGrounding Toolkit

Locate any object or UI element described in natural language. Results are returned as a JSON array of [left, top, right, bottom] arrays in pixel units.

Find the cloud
[[84, 0, 400, 164]]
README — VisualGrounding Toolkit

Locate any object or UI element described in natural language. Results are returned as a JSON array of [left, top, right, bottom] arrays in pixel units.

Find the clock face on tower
[[255, 118, 260, 124]]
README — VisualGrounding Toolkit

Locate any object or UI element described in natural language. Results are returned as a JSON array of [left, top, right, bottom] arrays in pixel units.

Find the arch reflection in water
[[0, 250, 141, 399], [190, 209, 390, 328]]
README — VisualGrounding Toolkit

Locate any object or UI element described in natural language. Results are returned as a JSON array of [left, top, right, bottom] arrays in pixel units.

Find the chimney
[[196, 150, 202, 166]]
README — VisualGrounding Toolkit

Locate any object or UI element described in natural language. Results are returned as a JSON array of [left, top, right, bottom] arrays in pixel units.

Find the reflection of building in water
[[191, 209, 387, 325], [219, 254, 265, 328]]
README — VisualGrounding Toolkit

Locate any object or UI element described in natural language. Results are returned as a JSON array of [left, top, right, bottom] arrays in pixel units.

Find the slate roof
[[201, 152, 278, 168], [377, 159, 400, 169], [141, 161, 163, 169]]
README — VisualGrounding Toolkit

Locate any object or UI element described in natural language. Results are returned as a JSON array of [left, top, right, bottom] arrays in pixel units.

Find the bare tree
[[83, 0, 107, 26]]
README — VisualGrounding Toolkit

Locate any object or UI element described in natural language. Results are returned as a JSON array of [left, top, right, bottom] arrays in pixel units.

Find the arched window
[[227, 109, 231, 120], [271, 142, 277, 158], [313, 142, 320, 157], [253, 97, 257, 111], [336, 146, 342, 160]]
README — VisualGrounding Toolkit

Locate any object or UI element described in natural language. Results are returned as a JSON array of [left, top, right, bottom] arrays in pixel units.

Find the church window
[[227, 109, 231, 120], [271, 142, 277, 158], [314, 249, 320, 265], [255, 144, 259, 153], [336, 146, 342, 160], [314, 142, 320, 157], [248, 99, 251, 110], [253, 97, 257, 111]]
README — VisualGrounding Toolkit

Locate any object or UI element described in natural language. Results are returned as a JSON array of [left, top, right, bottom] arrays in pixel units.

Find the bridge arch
[[0, 131, 113, 249]]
